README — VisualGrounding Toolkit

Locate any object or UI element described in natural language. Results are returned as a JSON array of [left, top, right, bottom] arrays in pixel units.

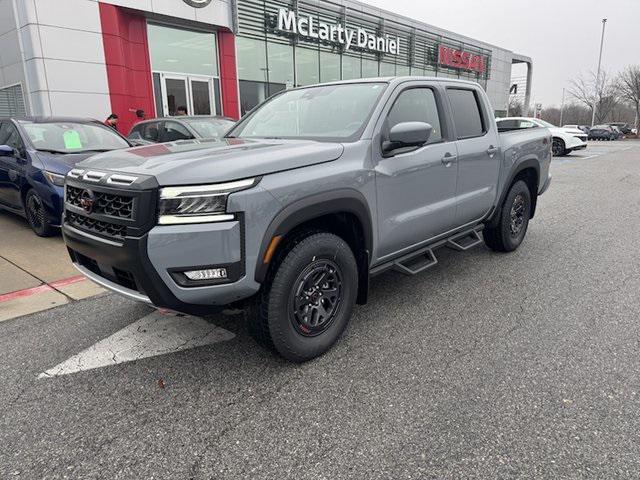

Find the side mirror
[[382, 122, 432, 155], [0, 145, 16, 157]]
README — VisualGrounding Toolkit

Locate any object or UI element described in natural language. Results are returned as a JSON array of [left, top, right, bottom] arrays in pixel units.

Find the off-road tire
[[247, 231, 358, 362], [483, 180, 531, 253], [25, 189, 55, 237]]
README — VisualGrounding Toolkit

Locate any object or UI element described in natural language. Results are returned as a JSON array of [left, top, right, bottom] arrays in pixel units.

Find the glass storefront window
[[267, 43, 294, 85], [396, 64, 410, 76], [296, 48, 320, 86], [342, 55, 361, 80], [361, 59, 379, 78], [148, 24, 218, 76], [379, 62, 396, 76], [237, 37, 268, 82], [320, 51, 341, 82]]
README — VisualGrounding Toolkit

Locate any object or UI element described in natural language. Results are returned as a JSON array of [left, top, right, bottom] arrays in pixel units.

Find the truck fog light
[[183, 268, 227, 281]]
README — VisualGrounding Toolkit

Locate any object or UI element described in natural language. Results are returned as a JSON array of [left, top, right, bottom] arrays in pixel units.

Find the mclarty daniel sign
[[275, 8, 400, 55]]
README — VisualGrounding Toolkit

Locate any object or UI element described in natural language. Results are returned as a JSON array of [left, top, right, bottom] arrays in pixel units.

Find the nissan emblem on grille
[[80, 190, 96, 214]]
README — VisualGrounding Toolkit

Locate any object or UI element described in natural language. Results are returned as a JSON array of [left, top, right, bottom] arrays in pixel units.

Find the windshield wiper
[[70, 149, 114, 153], [36, 148, 68, 154]]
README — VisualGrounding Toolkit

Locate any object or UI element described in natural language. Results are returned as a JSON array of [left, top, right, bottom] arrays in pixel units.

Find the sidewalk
[[0, 212, 104, 322]]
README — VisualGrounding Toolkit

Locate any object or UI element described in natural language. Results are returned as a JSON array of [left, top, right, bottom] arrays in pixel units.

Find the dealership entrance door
[[158, 74, 216, 116]]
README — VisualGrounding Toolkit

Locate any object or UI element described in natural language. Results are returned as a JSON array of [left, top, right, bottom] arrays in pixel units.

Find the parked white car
[[496, 117, 588, 156]]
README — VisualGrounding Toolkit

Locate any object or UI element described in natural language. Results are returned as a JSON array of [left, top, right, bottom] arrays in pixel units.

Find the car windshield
[[229, 82, 387, 141], [21, 122, 129, 153], [594, 125, 609, 129], [184, 118, 235, 138]]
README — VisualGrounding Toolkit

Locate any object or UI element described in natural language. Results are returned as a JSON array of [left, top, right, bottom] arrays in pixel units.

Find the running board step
[[393, 247, 438, 276], [446, 229, 483, 251]]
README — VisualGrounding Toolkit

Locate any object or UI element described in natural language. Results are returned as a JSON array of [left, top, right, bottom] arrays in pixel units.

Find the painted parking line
[[38, 310, 236, 378], [0, 275, 86, 303]]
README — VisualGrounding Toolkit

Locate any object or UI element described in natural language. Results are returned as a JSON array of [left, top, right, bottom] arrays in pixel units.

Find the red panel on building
[[438, 45, 486, 74], [99, 3, 155, 136], [218, 30, 240, 120]]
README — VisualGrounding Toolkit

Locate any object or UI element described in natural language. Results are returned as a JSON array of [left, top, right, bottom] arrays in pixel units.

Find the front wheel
[[25, 189, 55, 237], [483, 180, 531, 253], [248, 232, 358, 362]]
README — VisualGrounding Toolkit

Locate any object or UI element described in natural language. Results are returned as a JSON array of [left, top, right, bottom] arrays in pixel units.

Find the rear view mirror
[[383, 122, 432, 155], [0, 144, 16, 157]]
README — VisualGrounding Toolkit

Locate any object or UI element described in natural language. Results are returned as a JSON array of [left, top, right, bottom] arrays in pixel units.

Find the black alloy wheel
[[290, 260, 343, 337], [247, 231, 358, 362], [25, 189, 54, 237]]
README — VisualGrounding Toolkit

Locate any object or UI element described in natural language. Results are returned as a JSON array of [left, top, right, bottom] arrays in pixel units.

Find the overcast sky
[[365, 0, 639, 106]]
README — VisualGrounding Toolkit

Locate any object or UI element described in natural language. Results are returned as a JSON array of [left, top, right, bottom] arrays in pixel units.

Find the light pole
[[591, 18, 607, 127], [559, 87, 566, 126]]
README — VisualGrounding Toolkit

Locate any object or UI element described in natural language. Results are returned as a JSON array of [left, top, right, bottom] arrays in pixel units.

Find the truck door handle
[[486, 146, 499, 158], [441, 153, 457, 167]]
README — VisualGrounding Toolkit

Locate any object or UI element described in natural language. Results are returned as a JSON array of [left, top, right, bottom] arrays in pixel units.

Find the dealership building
[[0, 0, 532, 134]]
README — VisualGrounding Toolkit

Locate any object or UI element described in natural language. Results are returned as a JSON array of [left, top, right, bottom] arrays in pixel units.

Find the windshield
[[229, 82, 387, 141], [21, 122, 130, 153], [185, 118, 235, 138]]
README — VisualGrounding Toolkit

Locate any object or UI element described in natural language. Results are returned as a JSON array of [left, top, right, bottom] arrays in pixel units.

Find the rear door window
[[136, 122, 161, 142], [447, 88, 485, 139], [161, 122, 193, 142]]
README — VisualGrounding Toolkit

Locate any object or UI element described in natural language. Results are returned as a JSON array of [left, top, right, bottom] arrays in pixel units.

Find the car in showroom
[[588, 124, 616, 141], [496, 117, 587, 156], [127, 116, 235, 144], [0, 117, 132, 236]]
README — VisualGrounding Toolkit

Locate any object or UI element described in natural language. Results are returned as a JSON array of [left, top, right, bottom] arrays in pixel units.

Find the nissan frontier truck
[[63, 77, 552, 362]]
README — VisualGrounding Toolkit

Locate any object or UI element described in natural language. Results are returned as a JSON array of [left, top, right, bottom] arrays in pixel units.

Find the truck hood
[[77, 138, 344, 185]]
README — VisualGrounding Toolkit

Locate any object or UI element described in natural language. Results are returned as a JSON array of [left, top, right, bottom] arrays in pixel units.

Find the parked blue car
[[0, 117, 132, 236]]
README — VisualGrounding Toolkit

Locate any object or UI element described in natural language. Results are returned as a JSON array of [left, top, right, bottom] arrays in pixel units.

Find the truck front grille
[[66, 186, 134, 219], [67, 212, 127, 238]]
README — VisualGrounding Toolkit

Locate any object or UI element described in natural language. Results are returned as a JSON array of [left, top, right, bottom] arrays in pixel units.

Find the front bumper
[[566, 136, 588, 150], [63, 219, 261, 315]]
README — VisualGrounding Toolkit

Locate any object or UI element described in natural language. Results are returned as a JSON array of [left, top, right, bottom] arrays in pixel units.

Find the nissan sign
[[183, 0, 212, 7]]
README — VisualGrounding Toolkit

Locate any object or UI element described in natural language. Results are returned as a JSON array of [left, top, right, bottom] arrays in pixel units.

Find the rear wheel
[[248, 232, 358, 362], [483, 180, 531, 253], [25, 189, 55, 237], [552, 138, 567, 156]]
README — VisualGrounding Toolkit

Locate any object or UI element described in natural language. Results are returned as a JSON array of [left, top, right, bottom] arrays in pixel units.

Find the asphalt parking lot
[[1, 140, 640, 479]]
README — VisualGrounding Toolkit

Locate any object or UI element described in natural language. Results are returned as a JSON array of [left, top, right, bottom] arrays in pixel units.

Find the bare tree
[[507, 97, 523, 117], [568, 71, 620, 124], [618, 65, 640, 134]]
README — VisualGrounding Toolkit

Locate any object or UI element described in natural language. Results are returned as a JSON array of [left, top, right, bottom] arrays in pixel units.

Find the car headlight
[[158, 178, 258, 225], [44, 171, 66, 187]]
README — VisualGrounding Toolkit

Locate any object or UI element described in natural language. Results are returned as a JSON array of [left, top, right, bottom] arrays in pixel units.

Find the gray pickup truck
[[63, 77, 551, 361]]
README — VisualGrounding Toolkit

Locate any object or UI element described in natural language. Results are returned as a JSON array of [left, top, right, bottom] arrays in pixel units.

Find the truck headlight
[[158, 178, 257, 225]]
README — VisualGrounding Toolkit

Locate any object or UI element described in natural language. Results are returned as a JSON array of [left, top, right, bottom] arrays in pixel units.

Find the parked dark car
[[588, 125, 615, 141], [610, 125, 624, 140], [128, 116, 235, 144], [608, 123, 632, 135], [0, 117, 131, 236]]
